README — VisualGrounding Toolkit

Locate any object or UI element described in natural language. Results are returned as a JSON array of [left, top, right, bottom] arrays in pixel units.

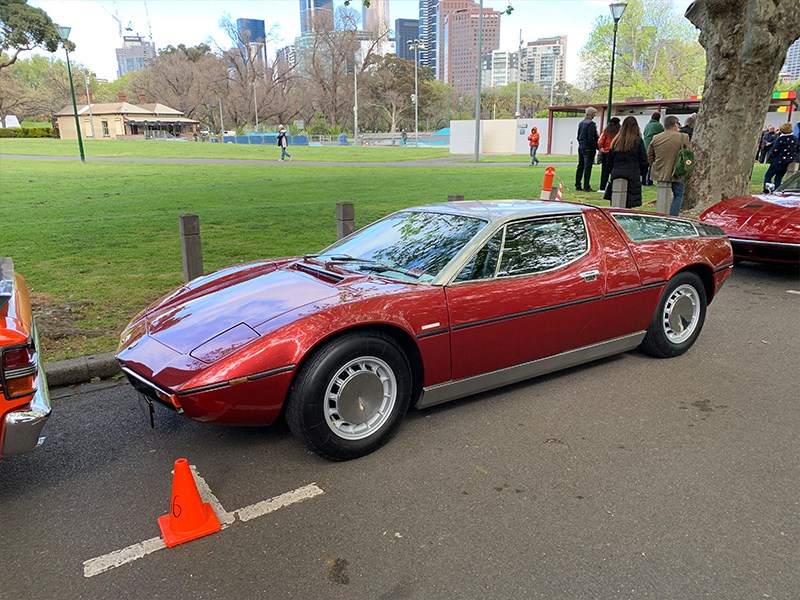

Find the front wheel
[[285, 332, 412, 461], [640, 272, 707, 358]]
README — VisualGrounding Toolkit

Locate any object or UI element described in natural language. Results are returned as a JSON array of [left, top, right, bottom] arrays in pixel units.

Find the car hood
[[699, 193, 800, 243], [144, 260, 351, 354]]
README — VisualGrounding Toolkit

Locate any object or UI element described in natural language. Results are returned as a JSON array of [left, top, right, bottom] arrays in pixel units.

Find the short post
[[336, 202, 355, 239], [540, 167, 556, 200], [610, 178, 628, 208], [447, 194, 465, 202], [656, 181, 672, 214], [179, 214, 203, 282]]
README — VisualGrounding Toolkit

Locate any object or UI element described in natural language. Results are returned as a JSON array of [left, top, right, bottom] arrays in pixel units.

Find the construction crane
[[101, 2, 133, 39]]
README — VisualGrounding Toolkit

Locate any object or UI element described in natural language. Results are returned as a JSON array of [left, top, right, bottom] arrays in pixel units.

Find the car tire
[[285, 332, 412, 461], [640, 271, 707, 358]]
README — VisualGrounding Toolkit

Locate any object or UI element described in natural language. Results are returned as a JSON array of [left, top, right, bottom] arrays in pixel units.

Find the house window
[[101, 120, 110, 137]]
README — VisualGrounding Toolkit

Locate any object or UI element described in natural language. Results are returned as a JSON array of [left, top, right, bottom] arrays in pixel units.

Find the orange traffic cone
[[157, 458, 221, 548]]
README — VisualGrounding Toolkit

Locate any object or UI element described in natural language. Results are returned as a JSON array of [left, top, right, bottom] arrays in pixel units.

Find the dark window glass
[[613, 214, 697, 242], [455, 229, 503, 281], [497, 216, 587, 276], [320, 211, 487, 283]]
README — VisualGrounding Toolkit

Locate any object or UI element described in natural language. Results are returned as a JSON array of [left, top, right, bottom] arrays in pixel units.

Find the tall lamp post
[[606, 2, 627, 125], [407, 39, 426, 147], [515, 29, 523, 118], [56, 26, 85, 163]]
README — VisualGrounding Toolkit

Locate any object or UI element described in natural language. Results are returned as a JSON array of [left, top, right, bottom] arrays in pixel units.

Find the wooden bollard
[[179, 214, 203, 283], [610, 179, 628, 208], [656, 181, 672, 214], [447, 194, 465, 202], [336, 202, 355, 239]]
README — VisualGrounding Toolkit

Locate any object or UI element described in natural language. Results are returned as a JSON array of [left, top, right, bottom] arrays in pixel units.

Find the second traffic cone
[[158, 458, 221, 548]]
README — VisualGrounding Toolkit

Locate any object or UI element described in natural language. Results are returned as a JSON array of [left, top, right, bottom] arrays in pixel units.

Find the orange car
[[1, 258, 50, 458]]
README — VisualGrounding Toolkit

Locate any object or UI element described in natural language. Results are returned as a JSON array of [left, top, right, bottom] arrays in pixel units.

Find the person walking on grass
[[527, 126, 541, 165], [277, 126, 293, 161], [575, 107, 599, 191], [647, 115, 692, 216]]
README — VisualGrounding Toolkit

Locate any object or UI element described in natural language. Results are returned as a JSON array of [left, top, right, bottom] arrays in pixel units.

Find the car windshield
[[318, 211, 488, 283], [777, 171, 800, 192]]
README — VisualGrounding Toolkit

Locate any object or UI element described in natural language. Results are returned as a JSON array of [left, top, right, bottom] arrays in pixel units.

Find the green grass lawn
[[0, 142, 772, 361], [0, 138, 451, 162]]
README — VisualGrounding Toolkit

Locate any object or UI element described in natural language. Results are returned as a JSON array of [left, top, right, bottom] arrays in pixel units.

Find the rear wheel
[[285, 332, 412, 461], [640, 272, 707, 358]]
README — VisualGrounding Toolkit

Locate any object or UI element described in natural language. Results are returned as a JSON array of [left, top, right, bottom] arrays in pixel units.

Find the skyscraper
[[782, 37, 800, 82], [521, 36, 568, 89], [438, 0, 502, 93], [236, 18, 266, 65], [395, 18, 420, 62], [115, 35, 156, 78], [418, 0, 437, 72], [299, 0, 334, 34], [363, 0, 391, 36]]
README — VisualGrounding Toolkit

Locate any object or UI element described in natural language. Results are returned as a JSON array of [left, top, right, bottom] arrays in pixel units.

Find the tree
[[579, 0, 705, 102], [0, 0, 70, 70], [685, 1, 800, 210]]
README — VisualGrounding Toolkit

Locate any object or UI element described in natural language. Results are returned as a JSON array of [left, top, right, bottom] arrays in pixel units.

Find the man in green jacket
[[642, 112, 664, 186]]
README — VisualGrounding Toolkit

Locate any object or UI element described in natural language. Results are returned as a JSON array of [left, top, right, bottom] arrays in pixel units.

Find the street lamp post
[[84, 71, 95, 139], [353, 59, 359, 145], [473, 0, 484, 162], [56, 26, 85, 163], [606, 2, 628, 125], [253, 81, 259, 130], [407, 39, 426, 147], [515, 29, 523, 119]]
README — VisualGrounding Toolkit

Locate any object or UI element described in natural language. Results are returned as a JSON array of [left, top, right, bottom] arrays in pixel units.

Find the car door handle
[[579, 270, 600, 282]]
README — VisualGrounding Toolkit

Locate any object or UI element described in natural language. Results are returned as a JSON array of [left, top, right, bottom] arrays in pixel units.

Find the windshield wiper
[[324, 254, 423, 279]]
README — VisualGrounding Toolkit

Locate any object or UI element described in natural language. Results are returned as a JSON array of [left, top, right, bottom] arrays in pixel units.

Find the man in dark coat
[[758, 126, 777, 163], [575, 107, 599, 191], [642, 112, 664, 185]]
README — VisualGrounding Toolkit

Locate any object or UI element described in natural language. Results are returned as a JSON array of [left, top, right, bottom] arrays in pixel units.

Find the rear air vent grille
[[293, 262, 345, 283]]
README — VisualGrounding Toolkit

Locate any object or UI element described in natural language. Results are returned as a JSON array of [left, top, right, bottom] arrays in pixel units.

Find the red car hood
[[699, 193, 800, 243], [144, 260, 349, 354]]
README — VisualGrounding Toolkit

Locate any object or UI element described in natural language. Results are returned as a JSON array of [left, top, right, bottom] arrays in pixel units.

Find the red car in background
[[117, 201, 733, 461], [700, 171, 800, 264], [1, 258, 51, 458]]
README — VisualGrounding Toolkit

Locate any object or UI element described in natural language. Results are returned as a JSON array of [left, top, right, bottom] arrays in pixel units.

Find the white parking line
[[83, 465, 324, 578]]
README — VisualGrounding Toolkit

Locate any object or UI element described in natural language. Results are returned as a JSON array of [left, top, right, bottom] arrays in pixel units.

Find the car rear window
[[612, 213, 698, 242]]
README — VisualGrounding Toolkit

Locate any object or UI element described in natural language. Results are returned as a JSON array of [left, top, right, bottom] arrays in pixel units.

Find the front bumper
[[2, 367, 51, 456], [730, 237, 800, 264]]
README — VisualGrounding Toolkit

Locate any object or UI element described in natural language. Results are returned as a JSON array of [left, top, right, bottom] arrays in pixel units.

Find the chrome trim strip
[[420, 322, 441, 331], [416, 328, 450, 340], [176, 364, 296, 396], [4, 365, 37, 379], [729, 238, 800, 250], [417, 332, 646, 409], [714, 263, 734, 272], [603, 281, 666, 299], [451, 295, 602, 331], [120, 366, 174, 398]]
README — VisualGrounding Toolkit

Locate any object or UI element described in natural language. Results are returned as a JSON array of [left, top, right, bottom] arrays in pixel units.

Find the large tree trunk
[[684, 0, 800, 212]]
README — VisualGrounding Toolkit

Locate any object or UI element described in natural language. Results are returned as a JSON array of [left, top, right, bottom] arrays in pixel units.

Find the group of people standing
[[761, 121, 800, 193], [574, 108, 693, 215]]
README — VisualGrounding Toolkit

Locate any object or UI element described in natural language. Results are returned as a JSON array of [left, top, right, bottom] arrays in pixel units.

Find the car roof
[[406, 200, 590, 225]]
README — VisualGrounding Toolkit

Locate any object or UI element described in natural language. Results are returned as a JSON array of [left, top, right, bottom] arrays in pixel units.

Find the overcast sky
[[29, 0, 693, 83]]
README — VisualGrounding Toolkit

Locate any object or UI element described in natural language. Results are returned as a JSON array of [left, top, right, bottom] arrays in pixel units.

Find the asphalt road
[[2, 262, 798, 600]]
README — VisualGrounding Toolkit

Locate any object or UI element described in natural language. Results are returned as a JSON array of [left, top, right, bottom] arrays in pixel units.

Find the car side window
[[497, 215, 588, 277], [454, 230, 503, 282]]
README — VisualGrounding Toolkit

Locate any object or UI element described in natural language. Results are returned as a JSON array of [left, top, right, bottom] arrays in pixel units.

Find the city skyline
[[29, 0, 694, 85]]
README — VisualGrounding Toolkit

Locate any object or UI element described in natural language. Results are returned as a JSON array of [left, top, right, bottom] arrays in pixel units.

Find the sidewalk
[[45, 352, 120, 388]]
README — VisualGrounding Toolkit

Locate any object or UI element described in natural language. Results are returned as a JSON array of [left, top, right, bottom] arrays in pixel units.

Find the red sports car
[[699, 171, 800, 264], [117, 201, 733, 460]]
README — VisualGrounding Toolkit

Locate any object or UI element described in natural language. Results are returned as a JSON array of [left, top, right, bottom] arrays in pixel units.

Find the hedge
[[0, 127, 58, 138]]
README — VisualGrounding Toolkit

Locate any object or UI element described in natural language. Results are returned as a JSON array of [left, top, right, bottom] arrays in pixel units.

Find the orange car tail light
[[2, 344, 38, 400]]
